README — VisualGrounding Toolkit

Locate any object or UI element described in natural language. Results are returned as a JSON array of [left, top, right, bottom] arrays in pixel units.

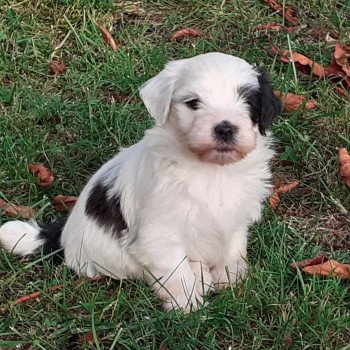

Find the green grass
[[1, 0, 350, 349]]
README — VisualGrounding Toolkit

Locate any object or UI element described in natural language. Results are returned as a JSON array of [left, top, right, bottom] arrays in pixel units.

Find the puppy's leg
[[150, 255, 204, 312], [189, 260, 213, 296], [210, 228, 248, 289], [131, 237, 204, 312]]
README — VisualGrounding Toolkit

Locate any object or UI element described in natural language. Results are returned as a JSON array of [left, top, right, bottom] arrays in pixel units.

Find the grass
[[0, 0, 349, 349]]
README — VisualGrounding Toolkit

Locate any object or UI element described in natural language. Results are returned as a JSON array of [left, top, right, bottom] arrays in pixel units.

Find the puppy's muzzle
[[213, 121, 238, 143]]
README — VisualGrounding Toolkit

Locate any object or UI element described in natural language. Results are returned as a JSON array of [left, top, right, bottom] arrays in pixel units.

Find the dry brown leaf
[[325, 61, 347, 78], [336, 86, 347, 96], [311, 28, 339, 42], [49, 61, 66, 75], [269, 181, 299, 209], [324, 62, 350, 92], [95, 22, 118, 51], [28, 163, 54, 188], [254, 23, 297, 33], [324, 44, 350, 92], [263, 0, 298, 24], [285, 51, 325, 78], [53, 195, 78, 211], [170, 28, 202, 41], [274, 91, 317, 111], [0, 199, 37, 219], [290, 253, 330, 271], [302, 259, 350, 279], [339, 147, 350, 187], [13, 285, 63, 305], [51, 114, 61, 122], [79, 332, 95, 345], [285, 337, 293, 350], [334, 43, 350, 70]]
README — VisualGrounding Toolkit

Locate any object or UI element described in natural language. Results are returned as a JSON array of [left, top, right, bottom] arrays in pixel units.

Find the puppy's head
[[140, 52, 281, 165]]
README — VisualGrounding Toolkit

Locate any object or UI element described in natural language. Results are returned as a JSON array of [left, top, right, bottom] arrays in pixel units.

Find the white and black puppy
[[0, 52, 281, 312]]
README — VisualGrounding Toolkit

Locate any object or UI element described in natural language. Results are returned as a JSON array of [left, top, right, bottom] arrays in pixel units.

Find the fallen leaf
[[290, 253, 330, 271], [334, 43, 350, 71], [28, 163, 54, 188], [254, 23, 297, 33], [302, 259, 350, 279], [79, 332, 95, 345], [0, 199, 37, 219], [49, 60, 66, 75], [159, 344, 169, 350], [269, 181, 299, 209], [263, 0, 298, 25], [311, 28, 339, 42], [285, 337, 293, 350], [324, 63, 350, 92], [170, 28, 202, 41], [274, 91, 317, 111], [339, 148, 350, 187], [13, 285, 63, 305], [336, 86, 347, 96], [323, 44, 350, 92], [95, 21, 118, 51], [53, 195, 78, 211], [283, 52, 325, 78], [51, 114, 61, 122]]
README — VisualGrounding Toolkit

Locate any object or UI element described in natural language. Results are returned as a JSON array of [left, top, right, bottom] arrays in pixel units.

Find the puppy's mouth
[[214, 146, 235, 153], [188, 144, 251, 165]]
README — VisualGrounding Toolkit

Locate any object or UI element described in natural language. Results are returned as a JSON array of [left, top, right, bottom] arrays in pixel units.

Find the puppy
[[0, 52, 281, 312]]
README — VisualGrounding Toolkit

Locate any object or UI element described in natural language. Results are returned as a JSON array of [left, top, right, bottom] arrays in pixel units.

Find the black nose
[[214, 121, 237, 142]]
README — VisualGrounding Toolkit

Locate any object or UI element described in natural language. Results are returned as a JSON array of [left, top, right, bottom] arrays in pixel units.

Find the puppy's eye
[[185, 99, 200, 110]]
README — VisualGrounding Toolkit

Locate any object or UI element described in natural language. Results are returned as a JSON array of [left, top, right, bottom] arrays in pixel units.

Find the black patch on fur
[[85, 182, 127, 237], [239, 68, 281, 136], [39, 218, 66, 259]]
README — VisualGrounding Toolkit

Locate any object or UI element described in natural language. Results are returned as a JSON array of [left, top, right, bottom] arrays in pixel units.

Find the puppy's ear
[[248, 68, 281, 136], [139, 60, 184, 126]]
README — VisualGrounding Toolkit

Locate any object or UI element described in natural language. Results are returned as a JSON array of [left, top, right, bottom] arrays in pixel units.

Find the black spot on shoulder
[[85, 182, 127, 237]]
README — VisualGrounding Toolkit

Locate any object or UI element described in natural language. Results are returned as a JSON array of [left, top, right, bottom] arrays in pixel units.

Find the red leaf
[[28, 163, 54, 188], [95, 22, 118, 51], [302, 260, 350, 279], [339, 148, 350, 187], [285, 337, 293, 350], [336, 86, 347, 96], [79, 332, 95, 345], [290, 253, 330, 271], [49, 61, 66, 75], [0, 199, 37, 219], [170, 28, 202, 41], [263, 0, 298, 24], [334, 43, 350, 69], [269, 181, 299, 209], [274, 91, 317, 111], [285, 51, 325, 78], [53, 195, 78, 211], [13, 285, 63, 305]]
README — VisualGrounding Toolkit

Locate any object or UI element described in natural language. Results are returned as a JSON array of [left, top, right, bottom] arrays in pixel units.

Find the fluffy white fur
[[0, 52, 278, 312]]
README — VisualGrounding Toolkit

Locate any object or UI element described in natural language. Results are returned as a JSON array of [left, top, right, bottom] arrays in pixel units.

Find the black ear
[[244, 68, 281, 136]]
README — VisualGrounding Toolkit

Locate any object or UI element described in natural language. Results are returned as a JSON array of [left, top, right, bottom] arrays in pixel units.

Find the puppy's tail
[[0, 219, 66, 257]]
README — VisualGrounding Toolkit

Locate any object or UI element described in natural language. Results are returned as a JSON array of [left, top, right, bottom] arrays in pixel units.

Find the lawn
[[0, 0, 349, 349]]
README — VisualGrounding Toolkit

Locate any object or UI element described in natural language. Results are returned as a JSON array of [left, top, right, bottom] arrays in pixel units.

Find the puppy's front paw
[[211, 258, 247, 289], [163, 292, 205, 313], [189, 261, 214, 296]]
